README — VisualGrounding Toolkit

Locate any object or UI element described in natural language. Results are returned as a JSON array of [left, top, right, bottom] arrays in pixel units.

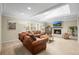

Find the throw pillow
[[29, 35, 36, 41]]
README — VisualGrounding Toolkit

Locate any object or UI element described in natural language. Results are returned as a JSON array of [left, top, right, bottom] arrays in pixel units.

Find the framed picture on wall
[[8, 22, 16, 30]]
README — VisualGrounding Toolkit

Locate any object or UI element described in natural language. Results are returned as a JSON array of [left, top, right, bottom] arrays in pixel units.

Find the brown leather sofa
[[18, 32, 48, 54]]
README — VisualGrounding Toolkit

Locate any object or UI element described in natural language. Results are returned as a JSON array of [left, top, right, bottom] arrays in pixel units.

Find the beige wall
[[0, 3, 2, 53], [2, 16, 27, 43], [0, 16, 1, 53], [53, 20, 77, 37], [2, 15, 78, 43], [2, 16, 45, 43], [62, 20, 77, 34], [0, 16, 1, 42], [78, 17, 79, 40]]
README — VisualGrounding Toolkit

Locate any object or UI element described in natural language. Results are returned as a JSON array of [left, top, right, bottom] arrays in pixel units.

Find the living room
[[0, 3, 79, 55]]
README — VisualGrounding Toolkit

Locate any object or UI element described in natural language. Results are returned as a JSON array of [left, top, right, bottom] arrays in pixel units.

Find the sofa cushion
[[23, 36, 33, 43]]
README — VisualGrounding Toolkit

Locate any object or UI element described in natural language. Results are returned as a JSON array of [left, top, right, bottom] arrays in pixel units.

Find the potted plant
[[69, 26, 77, 36]]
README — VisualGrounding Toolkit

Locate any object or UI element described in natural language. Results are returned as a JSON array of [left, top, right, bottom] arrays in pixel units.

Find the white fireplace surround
[[54, 29, 61, 34], [52, 28, 62, 37]]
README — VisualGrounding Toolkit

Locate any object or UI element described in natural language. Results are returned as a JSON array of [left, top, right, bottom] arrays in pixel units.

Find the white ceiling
[[2, 3, 64, 16], [34, 4, 71, 21], [1, 3, 79, 22]]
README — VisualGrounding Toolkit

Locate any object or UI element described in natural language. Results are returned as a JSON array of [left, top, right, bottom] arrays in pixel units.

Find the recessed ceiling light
[[27, 7, 31, 10]]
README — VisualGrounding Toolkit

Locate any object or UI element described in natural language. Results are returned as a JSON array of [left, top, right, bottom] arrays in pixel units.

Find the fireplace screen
[[54, 29, 61, 34]]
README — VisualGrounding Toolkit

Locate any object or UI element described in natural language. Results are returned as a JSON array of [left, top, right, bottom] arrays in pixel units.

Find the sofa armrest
[[32, 39, 46, 47], [40, 35, 49, 41]]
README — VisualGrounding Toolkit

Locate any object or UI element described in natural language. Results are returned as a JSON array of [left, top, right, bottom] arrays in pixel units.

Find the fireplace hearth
[[54, 29, 61, 34]]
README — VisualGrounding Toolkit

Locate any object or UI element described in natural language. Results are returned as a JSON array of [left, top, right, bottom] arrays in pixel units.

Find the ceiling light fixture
[[27, 7, 31, 10]]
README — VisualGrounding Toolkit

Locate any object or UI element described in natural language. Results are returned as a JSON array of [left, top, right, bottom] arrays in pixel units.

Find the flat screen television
[[53, 21, 62, 28]]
